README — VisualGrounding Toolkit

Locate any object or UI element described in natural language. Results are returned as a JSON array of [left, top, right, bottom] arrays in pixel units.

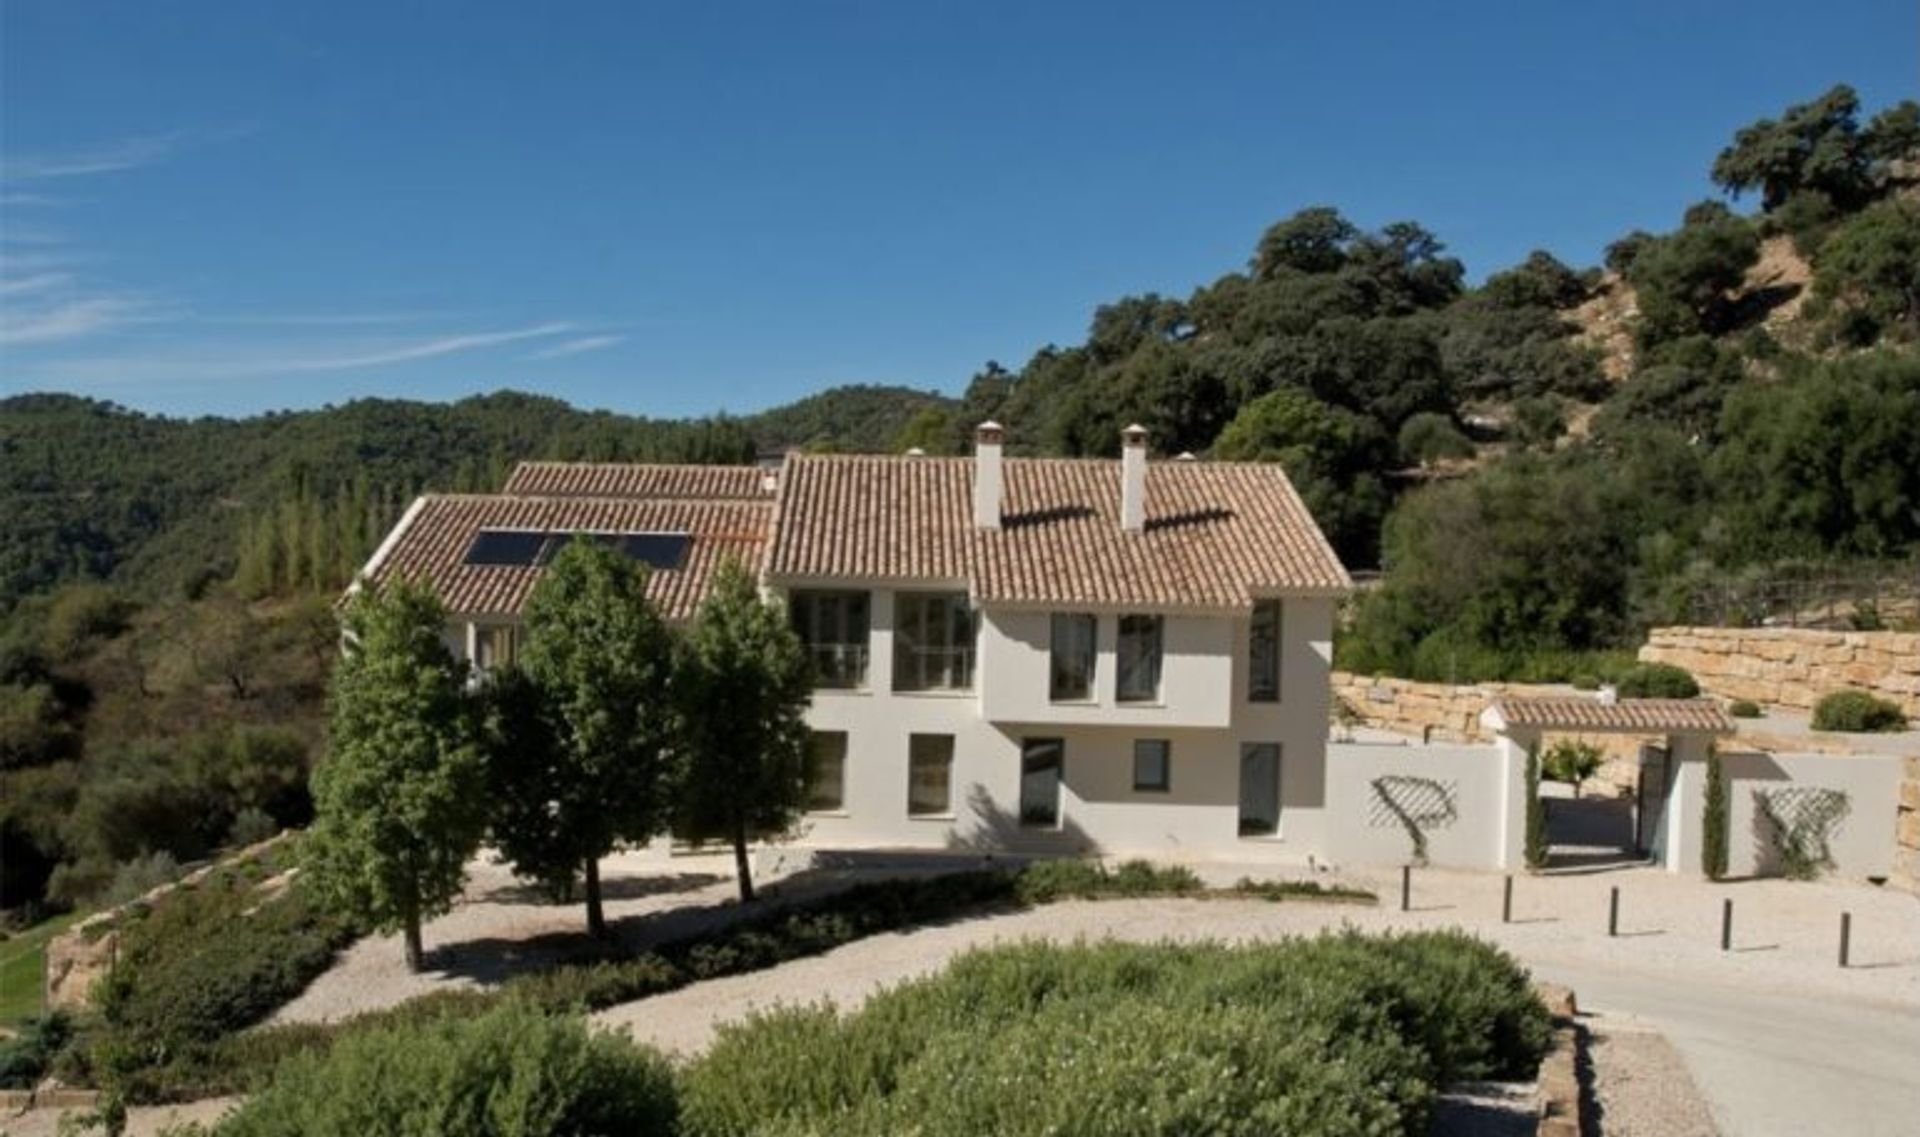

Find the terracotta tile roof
[[502, 462, 774, 500], [766, 455, 1350, 606], [364, 495, 771, 621], [1488, 696, 1734, 735]]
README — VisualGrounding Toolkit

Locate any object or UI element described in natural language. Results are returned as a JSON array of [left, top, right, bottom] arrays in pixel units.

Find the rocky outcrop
[[1638, 627, 1920, 717]]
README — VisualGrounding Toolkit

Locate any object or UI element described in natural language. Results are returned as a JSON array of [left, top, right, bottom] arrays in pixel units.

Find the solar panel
[[463, 530, 550, 566], [614, 533, 691, 570]]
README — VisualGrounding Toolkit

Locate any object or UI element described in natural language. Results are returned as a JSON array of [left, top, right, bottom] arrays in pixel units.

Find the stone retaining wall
[[1639, 627, 1920, 717], [1330, 672, 1648, 795], [1899, 757, 1920, 893]]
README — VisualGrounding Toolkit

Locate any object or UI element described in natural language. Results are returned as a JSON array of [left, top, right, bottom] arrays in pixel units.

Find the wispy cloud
[[0, 295, 153, 346], [284, 323, 575, 371], [0, 272, 73, 297], [1, 133, 185, 180], [525, 333, 624, 360], [1, 192, 64, 208]]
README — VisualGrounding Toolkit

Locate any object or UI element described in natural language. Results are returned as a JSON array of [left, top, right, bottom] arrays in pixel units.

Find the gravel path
[[1584, 1013, 1720, 1137]]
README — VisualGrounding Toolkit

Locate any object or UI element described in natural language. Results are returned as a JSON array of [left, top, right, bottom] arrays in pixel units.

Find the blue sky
[[2, 1, 1914, 420]]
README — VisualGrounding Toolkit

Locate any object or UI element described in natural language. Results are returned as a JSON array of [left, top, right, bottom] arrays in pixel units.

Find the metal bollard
[[1502, 875, 1514, 924], [1721, 898, 1732, 952], [1839, 911, 1852, 968], [1401, 864, 1411, 912], [1608, 886, 1620, 937]]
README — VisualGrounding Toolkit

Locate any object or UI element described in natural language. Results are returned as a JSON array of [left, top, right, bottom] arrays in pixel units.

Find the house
[[356, 423, 1352, 862]]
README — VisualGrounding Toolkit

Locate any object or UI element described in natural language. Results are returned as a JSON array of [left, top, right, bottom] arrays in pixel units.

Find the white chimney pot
[[973, 421, 1004, 530], [1121, 424, 1148, 532]]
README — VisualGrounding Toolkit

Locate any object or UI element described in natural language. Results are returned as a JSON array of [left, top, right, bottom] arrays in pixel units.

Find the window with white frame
[[907, 733, 954, 816], [1132, 739, 1171, 792], [894, 591, 976, 692], [1049, 613, 1097, 701], [788, 590, 871, 689], [1116, 615, 1163, 703], [1249, 599, 1281, 703], [806, 731, 848, 812]]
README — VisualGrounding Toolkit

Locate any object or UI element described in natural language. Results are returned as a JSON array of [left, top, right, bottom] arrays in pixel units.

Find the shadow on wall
[[948, 783, 1103, 859]]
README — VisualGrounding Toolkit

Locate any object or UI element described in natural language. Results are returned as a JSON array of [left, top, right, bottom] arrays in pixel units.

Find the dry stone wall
[[1329, 672, 1648, 795], [1639, 627, 1920, 717]]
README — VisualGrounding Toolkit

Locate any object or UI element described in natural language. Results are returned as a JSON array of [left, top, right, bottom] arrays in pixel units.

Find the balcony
[[894, 645, 976, 693], [806, 643, 870, 690]]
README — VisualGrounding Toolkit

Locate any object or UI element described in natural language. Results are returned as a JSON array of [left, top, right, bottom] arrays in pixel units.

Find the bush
[[1230, 877, 1376, 904], [0, 1011, 72, 1089], [1012, 858, 1200, 904], [210, 1002, 677, 1137], [1523, 747, 1547, 871], [1541, 741, 1604, 797], [1615, 662, 1700, 699], [1811, 690, 1908, 733], [1728, 699, 1763, 718], [1702, 749, 1729, 881], [679, 933, 1550, 1137]]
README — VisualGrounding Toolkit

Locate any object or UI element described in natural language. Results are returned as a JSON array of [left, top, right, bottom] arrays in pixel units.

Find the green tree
[[1396, 413, 1473, 467], [511, 539, 678, 936], [1811, 198, 1920, 344], [1701, 747, 1729, 881], [1252, 206, 1356, 279], [1712, 84, 1874, 211], [1628, 210, 1760, 345], [891, 407, 962, 455], [675, 559, 813, 902], [1213, 387, 1390, 563], [305, 582, 485, 972]]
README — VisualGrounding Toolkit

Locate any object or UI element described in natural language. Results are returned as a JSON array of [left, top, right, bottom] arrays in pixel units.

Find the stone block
[[1899, 810, 1920, 849], [1754, 639, 1799, 663], [1899, 779, 1920, 812], [1775, 683, 1818, 709], [1843, 662, 1890, 687]]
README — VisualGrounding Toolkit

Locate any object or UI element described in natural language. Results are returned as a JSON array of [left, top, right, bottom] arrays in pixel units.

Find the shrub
[[679, 933, 1550, 1137], [1541, 741, 1604, 798], [1811, 690, 1908, 732], [1615, 662, 1700, 699], [1012, 858, 1200, 904], [1230, 877, 1376, 904], [210, 1002, 677, 1137], [0, 1011, 72, 1089], [1701, 748, 1729, 881], [1728, 699, 1763, 718], [1523, 747, 1547, 871]]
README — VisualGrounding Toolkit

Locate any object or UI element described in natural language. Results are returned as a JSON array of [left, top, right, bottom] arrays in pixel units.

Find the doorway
[[1636, 743, 1673, 866], [1239, 743, 1280, 836]]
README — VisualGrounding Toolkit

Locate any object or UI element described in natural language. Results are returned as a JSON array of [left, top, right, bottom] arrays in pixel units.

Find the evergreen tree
[[508, 539, 678, 936], [305, 581, 485, 971], [675, 559, 813, 902]]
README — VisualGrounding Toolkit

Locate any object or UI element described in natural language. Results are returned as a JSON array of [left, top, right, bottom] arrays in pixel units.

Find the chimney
[[973, 421, 1004, 529], [1121, 424, 1148, 532]]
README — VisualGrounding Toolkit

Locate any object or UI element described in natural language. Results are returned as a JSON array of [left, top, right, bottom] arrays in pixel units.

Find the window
[[894, 592, 977, 692], [806, 732, 847, 813], [474, 624, 518, 671], [789, 590, 871, 689], [1132, 739, 1171, 792], [1249, 599, 1281, 703], [1049, 613, 1097, 701], [1020, 738, 1064, 827], [1239, 743, 1281, 836], [1116, 615, 1163, 703], [907, 734, 954, 816]]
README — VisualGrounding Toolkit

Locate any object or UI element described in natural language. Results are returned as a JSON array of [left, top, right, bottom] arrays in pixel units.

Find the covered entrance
[[1480, 696, 1735, 874]]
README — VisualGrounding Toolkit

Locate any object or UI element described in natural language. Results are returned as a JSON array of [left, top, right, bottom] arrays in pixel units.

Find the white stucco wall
[[980, 609, 1235, 728], [1718, 750, 1903, 880], [1324, 740, 1508, 869]]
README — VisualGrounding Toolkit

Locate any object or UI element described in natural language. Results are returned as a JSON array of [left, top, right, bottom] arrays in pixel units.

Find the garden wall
[[1716, 750, 1904, 880], [1325, 740, 1508, 869], [1639, 627, 1920, 717], [1330, 672, 1647, 795], [1898, 757, 1920, 893]]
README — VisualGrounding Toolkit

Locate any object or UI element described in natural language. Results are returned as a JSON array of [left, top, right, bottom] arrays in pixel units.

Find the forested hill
[[0, 384, 954, 608]]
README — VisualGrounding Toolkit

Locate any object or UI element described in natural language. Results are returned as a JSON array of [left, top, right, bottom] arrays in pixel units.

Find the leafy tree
[[509, 538, 679, 936], [1479, 251, 1588, 310], [1253, 206, 1356, 278], [1604, 230, 1656, 276], [1396, 413, 1473, 467], [305, 582, 485, 971], [1213, 388, 1391, 563], [1810, 198, 1920, 344], [1701, 747, 1729, 880], [1509, 395, 1567, 451], [891, 407, 962, 455], [1713, 84, 1875, 211], [1541, 740, 1603, 799], [1628, 210, 1760, 345], [675, 559, 813, 902], [1523, 746, 1547, 871]]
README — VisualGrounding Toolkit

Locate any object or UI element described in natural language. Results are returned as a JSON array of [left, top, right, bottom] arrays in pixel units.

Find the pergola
[[1479, 696, 1736, 872]]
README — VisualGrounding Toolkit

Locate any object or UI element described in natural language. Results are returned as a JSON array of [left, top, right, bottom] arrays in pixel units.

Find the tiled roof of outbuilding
[[765, 454, 1350, 606], [1487, 696, 1734, 735], [363, 494, 771, 621], [502, 462, 773, 500]]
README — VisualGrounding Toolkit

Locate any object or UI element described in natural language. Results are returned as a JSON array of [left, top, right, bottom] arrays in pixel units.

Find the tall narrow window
[[789, 590, 871, 689], [1132, 739, 1171, 793], [1249, 599, 1281, 703], [1239, 743, 1281, 836], [907, 734, 954, 816], [475, 625, 518, 671], [1049, 613, 1097, 701], [1020, 738, 1064, 827], [894, 592, 977, 692], [1116, 615, 1163, 703], [806, 732, 848, 813]]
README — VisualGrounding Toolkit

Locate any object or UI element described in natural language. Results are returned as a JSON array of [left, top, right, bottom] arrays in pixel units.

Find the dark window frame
[[1249, 599, 1282, 703], [1116, 614, 1164, 704], [1132, 739, 1171, 793], [1049, 613, 1098, 702]]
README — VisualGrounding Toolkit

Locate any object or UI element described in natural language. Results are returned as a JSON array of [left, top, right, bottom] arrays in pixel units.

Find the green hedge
[[679, 932, 1551, 1137], [209, 1002, 677, 1137], [1811, 689, 1908, 732], [1615, 662, 1700, 699]]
